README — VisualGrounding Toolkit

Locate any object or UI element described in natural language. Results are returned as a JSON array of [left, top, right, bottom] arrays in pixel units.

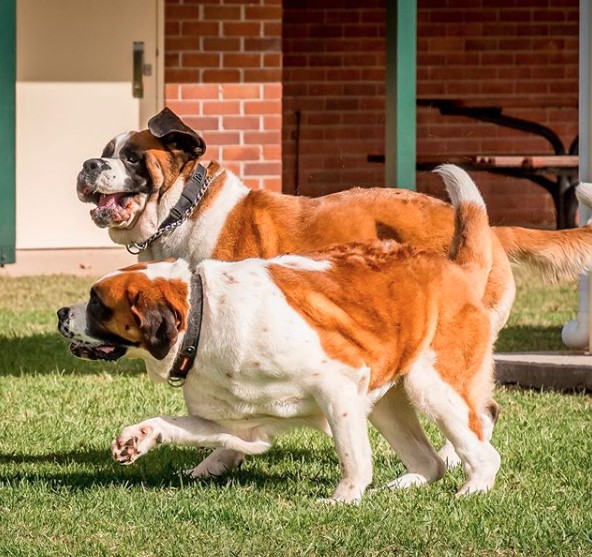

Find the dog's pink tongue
[[98, 193, 125, 208]]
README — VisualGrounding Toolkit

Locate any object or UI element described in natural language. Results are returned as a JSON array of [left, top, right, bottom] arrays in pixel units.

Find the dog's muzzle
[[77, 158, 111, 201], [57, 306, 128, 362]]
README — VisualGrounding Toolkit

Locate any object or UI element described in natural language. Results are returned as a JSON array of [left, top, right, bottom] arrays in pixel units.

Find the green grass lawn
[[0, 271, 590, 556]]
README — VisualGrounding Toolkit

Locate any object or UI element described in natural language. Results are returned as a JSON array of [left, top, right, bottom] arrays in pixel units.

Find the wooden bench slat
[[417, 96, 578, 110], [522, 155, 579, 168], [474, 156, 525, 167], [415, 155, 579, 170], [474, 155, 578, 168]]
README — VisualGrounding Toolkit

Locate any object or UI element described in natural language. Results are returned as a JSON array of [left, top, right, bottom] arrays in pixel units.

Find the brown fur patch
[[120, 258, 176, 273], [269, 240, 492, 432], [126, 130, 202, 199], [206, 183, 511, 319], [270, 241, 490, 390], [93, 272, 189, 354], [120, 262, 149, 272]]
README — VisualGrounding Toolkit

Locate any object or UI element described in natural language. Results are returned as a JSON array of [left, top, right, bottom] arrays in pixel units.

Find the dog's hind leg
[[437, 399, 499, 469], [370, 383, 446, 489], [313, 378, 374, 504], [436, 439, 463, 470], [404, 359, 501, 496]]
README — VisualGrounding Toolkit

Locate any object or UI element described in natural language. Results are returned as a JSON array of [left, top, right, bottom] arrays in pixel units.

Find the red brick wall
[[282, 0, 386, 197], [165, 0, 282, 191], [282, 0, 579, 227], [165, 1, 578, 226], [417, 0, 579, 227]]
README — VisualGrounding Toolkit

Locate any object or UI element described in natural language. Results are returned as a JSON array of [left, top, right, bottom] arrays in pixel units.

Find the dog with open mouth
[[59, 166, 512, 503], [76, 107, 592, 473]]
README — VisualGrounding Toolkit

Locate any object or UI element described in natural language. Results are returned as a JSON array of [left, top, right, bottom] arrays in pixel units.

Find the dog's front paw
[[111, 423, 161, 465]]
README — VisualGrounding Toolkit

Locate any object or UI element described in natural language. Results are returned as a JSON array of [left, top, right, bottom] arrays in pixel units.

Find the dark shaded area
[[0, 332, 144, 376], [0, 445, 335, 492], [495, 325, 567, 353]]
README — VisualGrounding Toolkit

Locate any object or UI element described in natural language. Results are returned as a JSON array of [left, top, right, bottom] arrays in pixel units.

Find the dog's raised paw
[[111, 424, 158, 465], [111, 436, 140, 465]]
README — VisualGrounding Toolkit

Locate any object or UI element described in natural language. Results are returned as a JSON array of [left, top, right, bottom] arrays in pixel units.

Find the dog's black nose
[[57, 307, 70, 322], [82, 158, 104, 173]]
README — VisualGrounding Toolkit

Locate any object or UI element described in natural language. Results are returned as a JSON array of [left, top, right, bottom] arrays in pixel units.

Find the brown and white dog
[[77, 107, 592, 470], [76, 108, 592, 335], [60, 166, 503, 503]]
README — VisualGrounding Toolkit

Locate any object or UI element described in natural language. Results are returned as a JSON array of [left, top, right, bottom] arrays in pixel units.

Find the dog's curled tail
[[434, 164, 492, 296]]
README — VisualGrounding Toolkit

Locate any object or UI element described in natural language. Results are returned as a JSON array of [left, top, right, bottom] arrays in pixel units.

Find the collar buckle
[[167, 353, 192, 388], [167, 374, 187, 388]]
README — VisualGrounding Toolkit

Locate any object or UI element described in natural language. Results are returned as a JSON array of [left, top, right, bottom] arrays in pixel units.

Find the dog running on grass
[[59, 165, 518, 503], [76, 108, 592, 472]]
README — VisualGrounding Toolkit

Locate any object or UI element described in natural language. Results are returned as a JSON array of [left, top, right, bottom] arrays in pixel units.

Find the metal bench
[[416, 154, 580, 229]]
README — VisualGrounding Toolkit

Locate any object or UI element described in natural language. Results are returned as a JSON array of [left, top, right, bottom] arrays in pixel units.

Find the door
[[16, 0, 162, 249]]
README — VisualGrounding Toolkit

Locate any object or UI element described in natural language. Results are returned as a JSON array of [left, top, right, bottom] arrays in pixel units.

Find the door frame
[[156, 0, 165, 112], [0, 0, 16, 265]]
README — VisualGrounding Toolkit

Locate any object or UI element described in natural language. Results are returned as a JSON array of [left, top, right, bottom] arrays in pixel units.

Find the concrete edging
[[495, 352, 592, 391]]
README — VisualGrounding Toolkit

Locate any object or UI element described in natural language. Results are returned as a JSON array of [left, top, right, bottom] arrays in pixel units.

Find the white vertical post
[[562, 0, 592, 350]]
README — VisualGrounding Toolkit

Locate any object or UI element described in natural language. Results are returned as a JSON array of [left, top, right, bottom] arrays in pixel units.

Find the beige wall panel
[[16, 0, 161, 249]]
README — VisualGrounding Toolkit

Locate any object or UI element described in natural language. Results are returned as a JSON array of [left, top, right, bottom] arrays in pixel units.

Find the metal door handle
[[133, 41, 144, 98]]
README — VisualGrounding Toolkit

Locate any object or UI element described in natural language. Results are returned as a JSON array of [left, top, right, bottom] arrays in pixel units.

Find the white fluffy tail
[[435, 164, 486, 209], [434, 165, 492, 296]]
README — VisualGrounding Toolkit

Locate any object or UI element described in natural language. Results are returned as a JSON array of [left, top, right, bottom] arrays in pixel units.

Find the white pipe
[[562, 0, 592, 349]]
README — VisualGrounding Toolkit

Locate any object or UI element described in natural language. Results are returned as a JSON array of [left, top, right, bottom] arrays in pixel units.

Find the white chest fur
[[155, 171, 250, 265]]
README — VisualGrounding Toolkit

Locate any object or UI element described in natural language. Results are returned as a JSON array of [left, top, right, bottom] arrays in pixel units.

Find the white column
[[562, 0, 592, 349]]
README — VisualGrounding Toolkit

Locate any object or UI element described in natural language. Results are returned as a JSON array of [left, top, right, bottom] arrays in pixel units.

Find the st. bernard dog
[[77, 108, 592, 335], [60, 166, 509, 503], [76, 107, 592, 473], [76, 108, 592, 337]]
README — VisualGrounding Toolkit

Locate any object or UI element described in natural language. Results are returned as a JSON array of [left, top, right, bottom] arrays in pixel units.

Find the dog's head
[[57, 260, 191, 378], [77, 108, 206, 230]]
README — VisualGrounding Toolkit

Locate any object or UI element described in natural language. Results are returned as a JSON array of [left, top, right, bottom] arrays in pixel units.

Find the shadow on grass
[[0, 332, 144, 376], [495, 324, 567, 353], [0, 445, 334, 491], [0, 448, 112, 466]]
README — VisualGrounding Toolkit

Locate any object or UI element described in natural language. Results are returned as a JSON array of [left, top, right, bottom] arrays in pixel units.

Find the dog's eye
[[126, 153, 139, 164], [89, 289, 110, 316]]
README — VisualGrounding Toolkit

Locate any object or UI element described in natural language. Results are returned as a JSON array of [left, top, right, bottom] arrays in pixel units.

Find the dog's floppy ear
[[148, 107, 207, 157], [129, 290, 179, 360]]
